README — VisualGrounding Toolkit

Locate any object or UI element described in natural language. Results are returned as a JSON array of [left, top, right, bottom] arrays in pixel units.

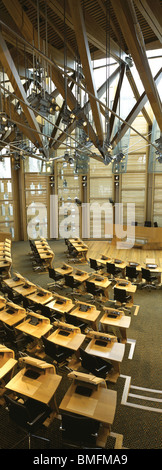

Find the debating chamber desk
[[69, 300, 101, 330], [59, 370, 117, 445], [85, 331, 125, 383], [5, 356, 62, 410], [100, 307, 131, 343], [47, 321, 86, 357], [0, 301, 26, 327]]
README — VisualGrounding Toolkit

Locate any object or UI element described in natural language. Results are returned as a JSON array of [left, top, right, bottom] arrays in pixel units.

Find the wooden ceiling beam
[[2, 0, 100, 154], [126, 67, 152, 126], [112, 0, 162, 131], [1, 0, 74, 69], [47, 0, 127, 63], [49, 74, 75, 148], [0, 32, 44, 151], [111, 67, 162, 148], [0, 129, 16, 151], [109, 63, 125, 138], [53, 66, 121, 151], [134, 0, 162, 43], [68, 0, 104, 145], [1, 95, 40, 147], [27, 0, 75, 57], [96, 0, 124, 47]]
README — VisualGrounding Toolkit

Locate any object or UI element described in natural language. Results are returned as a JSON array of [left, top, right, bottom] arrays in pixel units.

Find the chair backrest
[[48, 267, 56, 280], [64, 274, 74, 288], [5, 395, 30, 427], [106, 262, 115, 274], [80, 347, 97, 372], [3, 323, 16, 342], [126, 266, 137, 279], [89, 258, 97, 270], [61, 412, 99, 442], [65, 313, 74, 325], [141, 267, 151, 281], [114, 287, 127, 303], [42, 335, 58, 359], [85, 280, 96, 294], [144, 221, 151, 227]]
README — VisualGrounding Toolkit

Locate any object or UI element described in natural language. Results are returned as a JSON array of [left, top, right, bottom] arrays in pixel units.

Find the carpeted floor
[[0, 239, 161, 450]]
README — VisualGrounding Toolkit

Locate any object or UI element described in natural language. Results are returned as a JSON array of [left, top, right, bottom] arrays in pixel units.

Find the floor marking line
[[127, 339, 136, 359], [129, 393, 162, 403], [120, 375, 162, 413], [120, 375, 131, 405], [124, 402, 162, 413], [130, 385, 162, 394]]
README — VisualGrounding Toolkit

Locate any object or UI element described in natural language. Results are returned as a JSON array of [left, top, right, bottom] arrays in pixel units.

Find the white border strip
[[120, 375, 162, 413], [127, 339, 136, 359]]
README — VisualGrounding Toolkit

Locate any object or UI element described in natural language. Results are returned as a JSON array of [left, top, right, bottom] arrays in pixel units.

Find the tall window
[[0, 157, 14, 238]]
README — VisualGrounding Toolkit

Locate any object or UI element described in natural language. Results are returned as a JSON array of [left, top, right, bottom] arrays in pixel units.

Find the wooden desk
[[3, 273, 25, 288], [88, 274, 111, 298], [97, 255, 112, 266], [35, 241, 49, 247], [13, 282, 37, 297], [100, 307, 131, 343], [16, 312, 52, 340], [72, 269, 90, 283], [69, 239, 88, 258], [112, 259, 127, 275], [142, 263, 162, 283], [37, 247, 52, 254], [0, 345, 17, 382], [59, 371, 117, 429], [69, 301, 101, 330], [47, 322, 85, 353], [27, 289, 54, 306], [54, 264, 73, 276], [46, 294, 74, 315], [38, 251, 54, 263], [5, 356, 62, 407], [0, 259, 11, 270], [0, 296, 7, 311], [0, 302, 26, 326], [0, 248, 11, 253], [114, 279, 137, 294], [85, 331, 125, 382], [67, 269, 90, 291]]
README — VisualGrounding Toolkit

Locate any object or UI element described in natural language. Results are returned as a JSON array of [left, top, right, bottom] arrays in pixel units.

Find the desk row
[[2, 269, 138, 309], [91, 255, 162, 285], [0, 239, 12, 277], [1, 348, 117, 447], [0, 295, 127, 382], [29, 238, 55, 270]]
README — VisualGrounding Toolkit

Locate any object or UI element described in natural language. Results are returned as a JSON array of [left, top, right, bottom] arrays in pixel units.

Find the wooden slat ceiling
[[0, 0, 161, 57], [0, 0, 161, 159]]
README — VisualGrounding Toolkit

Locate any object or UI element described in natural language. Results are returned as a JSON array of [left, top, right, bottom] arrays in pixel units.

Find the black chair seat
[[126, 266, 138, 281], [42, 335, 70, 364], [85, 280, 103, 297], [64, 274, 80, 290], [141, 268, 159, 289], [89, 258, 101, 271], [80, 348, 112, 379], [2, 322, 29, 352], [114, 287, 132, 306], [65, 313, 86, 331], [106, 262, 121, 277], [4, 394, 51, 449], [60, 412, 100, 448], [48, 267, 63, 282]]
